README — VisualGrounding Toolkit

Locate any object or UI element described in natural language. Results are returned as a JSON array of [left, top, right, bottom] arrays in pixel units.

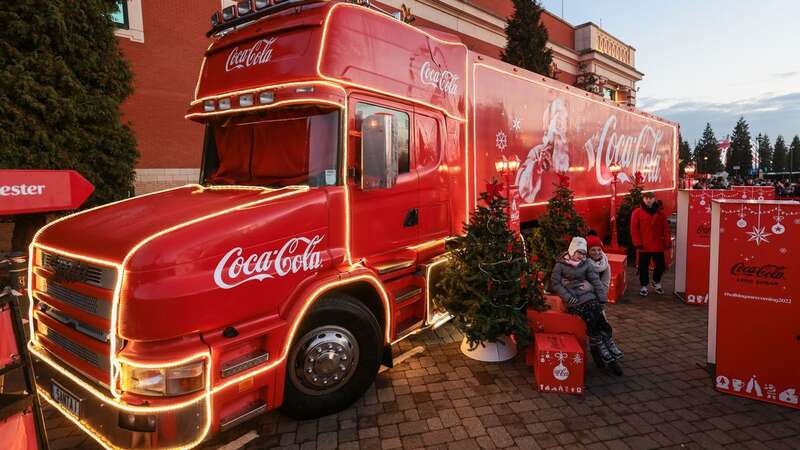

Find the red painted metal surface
[[0, 170, 94, 215], [533, 333, 585, 395]]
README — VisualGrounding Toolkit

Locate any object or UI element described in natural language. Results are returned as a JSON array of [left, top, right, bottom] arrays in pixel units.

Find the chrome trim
[[374, 260, 415, 274], [41, 251, 116, 289], [221, 351, 270, 378], [394, 287, 422, 303], [42, 280, 111, 320], [40, 324, 109, 371], [220, 402, 268, 432]]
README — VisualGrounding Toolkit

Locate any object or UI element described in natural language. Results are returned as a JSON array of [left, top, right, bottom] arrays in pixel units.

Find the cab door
[[348, 96, 419, 268]]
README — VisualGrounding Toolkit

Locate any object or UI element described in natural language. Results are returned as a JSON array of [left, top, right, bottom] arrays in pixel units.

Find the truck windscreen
[[201, 106, 340, 188]]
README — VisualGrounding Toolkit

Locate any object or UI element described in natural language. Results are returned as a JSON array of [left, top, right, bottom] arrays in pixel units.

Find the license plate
[[51, 382, 81, 418]]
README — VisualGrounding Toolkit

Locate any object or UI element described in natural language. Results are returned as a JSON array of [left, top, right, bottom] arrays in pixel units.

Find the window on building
[[110, 0, 129, 29], [113, 0, 144, 43], [602, 87, 616, 101]]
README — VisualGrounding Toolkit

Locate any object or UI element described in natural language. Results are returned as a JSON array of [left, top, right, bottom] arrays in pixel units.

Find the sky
[[539, 0, 800, 146]]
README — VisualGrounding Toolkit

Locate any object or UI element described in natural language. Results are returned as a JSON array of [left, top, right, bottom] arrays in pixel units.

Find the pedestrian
[[630, 192, 671, 296], [551, 237, 623, 375]]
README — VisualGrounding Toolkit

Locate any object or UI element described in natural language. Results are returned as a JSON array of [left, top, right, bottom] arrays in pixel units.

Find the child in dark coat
[[551, 237, 623, 374]]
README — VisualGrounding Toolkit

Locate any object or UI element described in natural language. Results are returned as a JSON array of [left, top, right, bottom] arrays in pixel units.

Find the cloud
[[639, 92, 800, 144], [771, 71, 799, 79]]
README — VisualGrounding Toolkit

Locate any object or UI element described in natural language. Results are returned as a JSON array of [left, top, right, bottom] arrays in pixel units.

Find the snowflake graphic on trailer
[[496, 130, 507, 151], [511, 117, 522, 131], [746, 226, 771, 246]]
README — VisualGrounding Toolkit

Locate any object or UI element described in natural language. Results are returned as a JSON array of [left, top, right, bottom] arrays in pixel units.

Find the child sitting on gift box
[[551, 237, 623, 375], [586, 234, 610, 293]]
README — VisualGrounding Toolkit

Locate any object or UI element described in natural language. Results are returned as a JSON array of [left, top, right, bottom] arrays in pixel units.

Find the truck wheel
[[281, 294, 382, 419]]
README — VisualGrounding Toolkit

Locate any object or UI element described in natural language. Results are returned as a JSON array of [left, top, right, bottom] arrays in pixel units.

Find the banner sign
[[730, 185, 776, 201], [0, 170, 94, 215], [709, 199, 799, 410], [676, 189, 742, 304]]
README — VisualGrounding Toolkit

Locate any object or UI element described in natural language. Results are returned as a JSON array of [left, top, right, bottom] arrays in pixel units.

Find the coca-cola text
[[225, 37, 277, 72], [730, 263, 785, 280], [420, 61, 459, 95]]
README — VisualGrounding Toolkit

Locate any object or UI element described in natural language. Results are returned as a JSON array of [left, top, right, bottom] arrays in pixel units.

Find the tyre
[[281, 294, 383, 419]]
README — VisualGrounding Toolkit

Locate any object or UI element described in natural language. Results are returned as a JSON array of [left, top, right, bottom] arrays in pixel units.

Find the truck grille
[[40, 325, 108, 370], [43, 280, 111, 320], [41, 251, 116, 289]]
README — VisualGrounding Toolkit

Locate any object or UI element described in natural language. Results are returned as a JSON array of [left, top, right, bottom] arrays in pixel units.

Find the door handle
[[403, 208, 419, 227]]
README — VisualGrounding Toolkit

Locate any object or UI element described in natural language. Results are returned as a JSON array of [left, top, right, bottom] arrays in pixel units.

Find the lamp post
[[684, 164, 696, 189], [495, 155, 521, 234], [608, 161, 622, 251]]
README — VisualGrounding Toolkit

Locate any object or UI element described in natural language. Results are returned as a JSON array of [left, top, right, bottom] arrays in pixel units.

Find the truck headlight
[[120, 361, 205, 396]]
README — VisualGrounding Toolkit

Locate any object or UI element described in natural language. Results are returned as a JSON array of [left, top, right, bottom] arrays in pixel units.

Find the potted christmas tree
[[530, 174, 587, 286], [436, 180, 545, 362]]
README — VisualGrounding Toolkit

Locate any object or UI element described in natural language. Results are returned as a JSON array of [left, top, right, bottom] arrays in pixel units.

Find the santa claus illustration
[[516, 98, 570, 203]]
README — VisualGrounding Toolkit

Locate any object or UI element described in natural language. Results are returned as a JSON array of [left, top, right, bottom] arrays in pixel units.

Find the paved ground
[[45, 265, 800, 450]]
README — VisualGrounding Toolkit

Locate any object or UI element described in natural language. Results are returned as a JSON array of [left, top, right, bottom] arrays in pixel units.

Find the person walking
[[630, 192, 671, 296]]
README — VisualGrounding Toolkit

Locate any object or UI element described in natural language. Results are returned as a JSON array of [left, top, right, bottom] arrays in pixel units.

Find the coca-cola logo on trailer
[[225, 37, 277, 72], [730, 263, 785, 280], [696, 223, 711, 237], [584, 116, 665, 186], [214, 235, 324, 289], [420, 61, 459, 95]]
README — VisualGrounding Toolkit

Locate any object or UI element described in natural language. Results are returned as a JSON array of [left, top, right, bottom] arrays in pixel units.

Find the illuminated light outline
[[470, 62, 679, 210], [185, 98, 343, 119], [518, 186, 678, 207], [190, 80, 347, 106], [192, 42, 215, 100], [423, 256, 449, 324], [407, 238, 447, 251], [316, 3, 468, 123], [37, 387, 115, 450], [27, 185, 197, 353]]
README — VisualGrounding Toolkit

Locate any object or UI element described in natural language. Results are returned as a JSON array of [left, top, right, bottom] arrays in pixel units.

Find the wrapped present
[[533, 333, 584, 395]]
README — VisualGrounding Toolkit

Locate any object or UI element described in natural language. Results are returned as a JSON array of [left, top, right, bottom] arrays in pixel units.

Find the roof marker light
[[237, 0, 253, 16], [296, 86, 315, 93], [254, 0, 270, 10], [239, 94, 254, 107], [218, 97, 232, 110], [259, 91, 274, 104], [203, 100, 215, 112], [221, 5, 237, 21]]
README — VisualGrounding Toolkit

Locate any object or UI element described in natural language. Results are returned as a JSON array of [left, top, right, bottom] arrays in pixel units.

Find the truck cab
[[29, 2, 467, 448]]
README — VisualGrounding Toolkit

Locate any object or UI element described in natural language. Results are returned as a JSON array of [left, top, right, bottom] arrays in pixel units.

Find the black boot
[[603, 337, 623, 360], [591, 337, 615, 364], [589, 345, 606, 368]]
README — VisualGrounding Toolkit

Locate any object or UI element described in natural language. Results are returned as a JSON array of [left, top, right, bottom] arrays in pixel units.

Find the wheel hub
[[291, 326, 359, 395]]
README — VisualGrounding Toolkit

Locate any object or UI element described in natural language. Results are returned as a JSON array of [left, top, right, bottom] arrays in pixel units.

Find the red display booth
[[675, 189, 755, 305], [708, 199, 800, 410]]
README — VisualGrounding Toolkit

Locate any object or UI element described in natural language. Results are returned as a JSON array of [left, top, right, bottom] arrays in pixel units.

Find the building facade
[[113, 0, 643, 194]]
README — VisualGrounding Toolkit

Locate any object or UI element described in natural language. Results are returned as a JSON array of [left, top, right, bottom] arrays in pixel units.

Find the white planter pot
[[460, 335, 518, 362]]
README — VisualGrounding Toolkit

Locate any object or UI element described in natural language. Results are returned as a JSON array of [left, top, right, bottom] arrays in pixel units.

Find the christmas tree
[[616, 172, 645, 252], [678, 133, 692, 175], [773, 135, 788, 173], [0, 0, 138, 250], [726, 117, 752, 174], [756, 134, 772, 173], [529, 174, 586, 282], [436, 180, 544, 349], [695, 123, 722, 174], [501, 0, 553, 77]]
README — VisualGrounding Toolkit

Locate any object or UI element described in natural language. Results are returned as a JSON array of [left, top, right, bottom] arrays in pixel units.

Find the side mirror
[[360, 113, 397, 190]]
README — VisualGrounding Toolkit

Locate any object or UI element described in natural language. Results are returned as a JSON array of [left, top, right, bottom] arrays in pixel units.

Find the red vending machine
[[708, 199, 800, 409]]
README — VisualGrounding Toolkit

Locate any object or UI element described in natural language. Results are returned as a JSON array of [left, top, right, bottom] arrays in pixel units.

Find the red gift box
[[533, 333, 585, 395], [526, 296, 586, 365], [607, 254, 627, 303]]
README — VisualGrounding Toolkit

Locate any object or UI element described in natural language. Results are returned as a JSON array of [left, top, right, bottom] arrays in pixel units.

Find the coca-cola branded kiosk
[[675, 187, 776, 305], [708, 199, 799, 410]]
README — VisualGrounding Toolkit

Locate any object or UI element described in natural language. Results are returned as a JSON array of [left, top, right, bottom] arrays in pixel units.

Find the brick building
[[112, 0, 643, 193]]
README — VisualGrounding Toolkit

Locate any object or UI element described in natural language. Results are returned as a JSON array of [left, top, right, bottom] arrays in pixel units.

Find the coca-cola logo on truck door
[[225, 37, 277, 72], [213, 235, 324, 289], [420, 61, 459, 96]]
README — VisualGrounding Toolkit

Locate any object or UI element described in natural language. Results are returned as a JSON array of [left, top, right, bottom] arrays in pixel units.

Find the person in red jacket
[[630, 192, 672, 296]]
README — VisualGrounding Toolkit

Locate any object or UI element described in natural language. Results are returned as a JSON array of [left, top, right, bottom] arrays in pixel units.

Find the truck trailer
[[28, 1, 678, 448]]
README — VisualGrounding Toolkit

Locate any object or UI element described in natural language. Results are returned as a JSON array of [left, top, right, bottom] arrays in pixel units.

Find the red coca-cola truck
[[28, 1, 677, 448]]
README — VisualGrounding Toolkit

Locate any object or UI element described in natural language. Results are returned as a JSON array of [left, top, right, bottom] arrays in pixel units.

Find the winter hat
[[586, 235, 603, 250], [567, 237, 587, 256]]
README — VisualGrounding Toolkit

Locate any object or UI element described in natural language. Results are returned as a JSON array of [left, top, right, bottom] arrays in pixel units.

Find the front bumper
[[34, 354, 210, 450]]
